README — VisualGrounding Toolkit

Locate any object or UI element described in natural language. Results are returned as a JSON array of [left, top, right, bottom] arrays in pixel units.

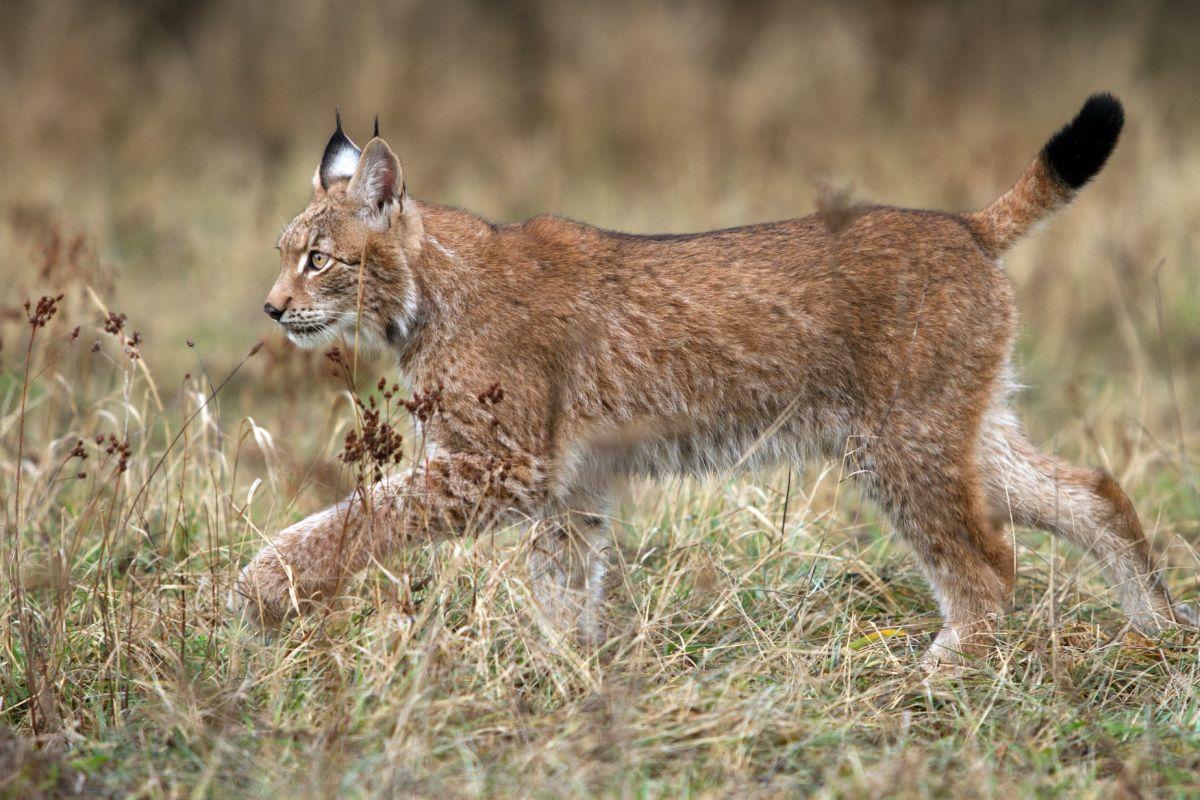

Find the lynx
[[239, 95, 1194, 664]]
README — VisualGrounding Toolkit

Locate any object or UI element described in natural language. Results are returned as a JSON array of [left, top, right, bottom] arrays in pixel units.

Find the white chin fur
[[284, 325, 337, 350], [284, 318, 388, 353]]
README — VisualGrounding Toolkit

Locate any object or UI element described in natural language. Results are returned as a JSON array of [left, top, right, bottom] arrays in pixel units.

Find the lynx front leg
[[235, 482, 396, 626], [237, 452, 547, 626], [527, 491, 615, 645]]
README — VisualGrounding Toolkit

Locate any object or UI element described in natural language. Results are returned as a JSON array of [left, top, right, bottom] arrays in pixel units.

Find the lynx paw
[[232, 555, 296, 628], [1173, 602, 1199, 627]]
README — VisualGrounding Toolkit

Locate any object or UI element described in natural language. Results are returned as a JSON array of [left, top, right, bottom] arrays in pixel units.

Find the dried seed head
[[124, 330, 143, 361], [341, 392, 405, 482], [103, 311, 127, 336], [25, 294, 65, 329], [404, 384, 444, 422]]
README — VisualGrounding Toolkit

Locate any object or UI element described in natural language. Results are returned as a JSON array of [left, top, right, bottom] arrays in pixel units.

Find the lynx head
[[265, 111, 421, 350]]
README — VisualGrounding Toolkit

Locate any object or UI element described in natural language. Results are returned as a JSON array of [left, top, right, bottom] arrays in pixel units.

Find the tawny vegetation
[[239, 94, 1195, 664]]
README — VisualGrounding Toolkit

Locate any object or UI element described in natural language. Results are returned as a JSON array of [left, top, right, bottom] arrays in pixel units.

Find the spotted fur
[[240, 95, 1192, 663]]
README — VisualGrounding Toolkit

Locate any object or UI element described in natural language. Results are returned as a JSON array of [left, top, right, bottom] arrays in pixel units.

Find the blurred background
[[2, 0, 1198, 493]]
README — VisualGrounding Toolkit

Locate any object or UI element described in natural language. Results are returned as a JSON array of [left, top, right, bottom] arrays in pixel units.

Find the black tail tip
[[1041, 92, 1125, 190]]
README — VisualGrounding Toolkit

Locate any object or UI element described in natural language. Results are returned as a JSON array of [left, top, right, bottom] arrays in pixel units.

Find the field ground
[[3, 2, 1199, 797]]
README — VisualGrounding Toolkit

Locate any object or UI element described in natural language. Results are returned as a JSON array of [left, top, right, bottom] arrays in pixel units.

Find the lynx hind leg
[[859, 443, 1016, 665], [526, 496, 615, 646], [980, 409, 1187, 633]]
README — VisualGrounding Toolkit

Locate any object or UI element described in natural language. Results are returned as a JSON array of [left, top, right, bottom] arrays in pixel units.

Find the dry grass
[[3, 1, 1200, 797]]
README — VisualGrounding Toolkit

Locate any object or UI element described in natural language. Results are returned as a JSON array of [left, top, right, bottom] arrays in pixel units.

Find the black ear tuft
[[1040, 92, 1125, 190], [373, 115, 380, 138], [318, 107, 362, 189]]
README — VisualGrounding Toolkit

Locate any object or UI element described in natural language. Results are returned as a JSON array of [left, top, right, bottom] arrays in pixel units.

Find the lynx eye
[[306, 251, 331, 272]]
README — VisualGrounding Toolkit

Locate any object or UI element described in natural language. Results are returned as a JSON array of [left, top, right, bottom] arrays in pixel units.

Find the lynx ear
[[315, 108, 362, 191], [348, 137, 405, 222]]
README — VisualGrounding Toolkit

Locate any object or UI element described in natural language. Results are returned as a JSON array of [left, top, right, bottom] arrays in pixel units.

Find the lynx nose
[[263, 302, 285, 321]]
